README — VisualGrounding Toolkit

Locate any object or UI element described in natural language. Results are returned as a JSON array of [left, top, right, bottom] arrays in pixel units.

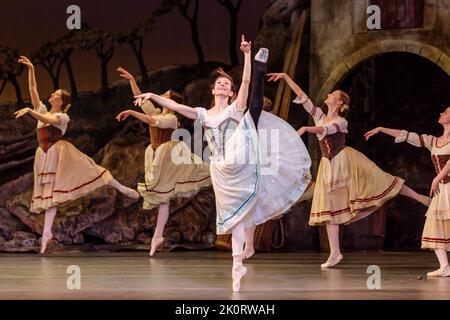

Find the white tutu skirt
[[212, 111, 312, 234]]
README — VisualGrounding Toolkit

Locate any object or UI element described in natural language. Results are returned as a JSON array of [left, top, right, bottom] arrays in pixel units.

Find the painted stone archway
[[307, 39, 450, 175], [313, 40, 450, 105]]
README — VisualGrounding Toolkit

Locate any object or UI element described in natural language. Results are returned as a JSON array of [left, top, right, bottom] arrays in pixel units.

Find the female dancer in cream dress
[[365, 107, 450, 277], [14, 56, 139, 253], [116, 67, 211, 256], [268, 72, 431, 268], [133, 36, 312, 292]]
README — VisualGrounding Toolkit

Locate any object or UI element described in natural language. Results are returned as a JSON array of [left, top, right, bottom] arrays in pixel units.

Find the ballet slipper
[[149, 237, 165, 256], [427, 265, 450, 277], [232, 265, 247, 292], [320, 254, 343, 269]]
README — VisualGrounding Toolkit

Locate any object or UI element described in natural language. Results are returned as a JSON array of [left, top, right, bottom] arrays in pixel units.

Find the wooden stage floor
[[0, 251, 448, 300]]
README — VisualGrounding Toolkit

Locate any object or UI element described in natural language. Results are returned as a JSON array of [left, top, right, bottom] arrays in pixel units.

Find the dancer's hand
[[146, 115, 157, 126], [267, 73, 287, 82], [116, 110, 133, 122], [430, 178, 440, 197], [117, 67, 134, 81], [17, 56, 34, 69], [133, 93, 152, 107], [14, 107, 31, 118], [240, 35, 251, 54], [297, 127, 307, 136], [364, 127, 382, 141]]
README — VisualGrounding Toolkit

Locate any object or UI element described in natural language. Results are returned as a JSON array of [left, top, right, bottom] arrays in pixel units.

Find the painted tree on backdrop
[[0, 46, 24, 105], [119, 16, 155, 87], [153, 0, 205, 65], [77, 25, 120, 99], [55, 30, 84, 100], [216, 0, 243, 67], [33, 42, 64, 92]]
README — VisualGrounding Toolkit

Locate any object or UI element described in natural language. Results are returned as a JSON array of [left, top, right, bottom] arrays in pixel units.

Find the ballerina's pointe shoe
[[255, 48, 269, 63], [427, 265, 450, 277], [232, 265, 247, 292], [243, 248, 255, 260], [149, 237, 165, 257], [40, 235, 53, 254], [320, 254, 343, 269]]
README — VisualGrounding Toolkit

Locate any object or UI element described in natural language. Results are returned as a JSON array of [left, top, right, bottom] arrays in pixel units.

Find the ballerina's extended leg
[[243, 226, 256, 260], [150, 203, 169, 256], [321, 223, 343, 268], [427, 249, 450, 277], [231, 222, 247, 292], [248, 48, 269, 129], [40, 207, 57, 254], [240, 49, 269, 261], [108, 178, 140, 199], [399, 185, 431, 207]]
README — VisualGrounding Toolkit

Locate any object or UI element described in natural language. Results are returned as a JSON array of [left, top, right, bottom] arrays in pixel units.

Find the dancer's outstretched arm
[[116, 109, 176, 129], [365, 127, 435, 150], [116, 110, 157, 126], [235, 35, 252, 112], [364, 127, 403, 140], [14, 107, 62, 125], [298, 117, 347, 139], [133, 93, 197, 120], [267, 72, 306, 99], [267, 72, 324, 123], [17, 56, 64, 126], [117, 67, 158, 115], [297, 126, 324, 136], [366, 127, 443, 196], [117, 67, 142, 96], [18, 56, 41, 109]]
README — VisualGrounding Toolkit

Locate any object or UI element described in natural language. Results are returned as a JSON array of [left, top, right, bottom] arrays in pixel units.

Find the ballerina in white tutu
[[134, 36, 311, 292], [15, 56, 139, 254]]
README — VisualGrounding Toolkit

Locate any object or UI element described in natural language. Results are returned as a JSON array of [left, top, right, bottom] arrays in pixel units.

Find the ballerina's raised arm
[[133, 35, 253, 119]]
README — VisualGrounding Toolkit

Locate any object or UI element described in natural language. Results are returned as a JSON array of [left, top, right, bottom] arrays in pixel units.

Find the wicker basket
[[215, 217, 284, 252]]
